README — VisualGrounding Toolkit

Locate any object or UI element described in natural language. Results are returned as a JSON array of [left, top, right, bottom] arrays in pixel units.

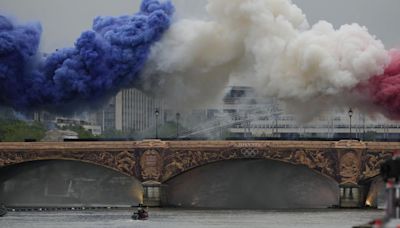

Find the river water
[[0, 209, 384, 228]]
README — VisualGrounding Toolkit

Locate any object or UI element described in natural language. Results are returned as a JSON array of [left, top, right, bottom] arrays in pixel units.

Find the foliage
[[0, 120, 46, 142], [101, 129, 128, 139]]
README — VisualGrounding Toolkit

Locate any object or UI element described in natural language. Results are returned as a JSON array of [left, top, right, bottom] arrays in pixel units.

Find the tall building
[[94, 88, 165, 134]]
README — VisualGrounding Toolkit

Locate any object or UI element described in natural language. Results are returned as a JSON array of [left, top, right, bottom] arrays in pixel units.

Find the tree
[[101, 129, 127, 139], [0, 120, 46, 142]]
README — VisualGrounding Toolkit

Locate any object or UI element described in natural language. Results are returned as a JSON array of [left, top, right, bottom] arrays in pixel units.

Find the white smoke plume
[[142, 0, 389, 116]]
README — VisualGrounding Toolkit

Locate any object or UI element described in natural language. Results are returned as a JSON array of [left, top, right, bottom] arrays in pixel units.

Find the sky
[[0, 0, 399, 52]]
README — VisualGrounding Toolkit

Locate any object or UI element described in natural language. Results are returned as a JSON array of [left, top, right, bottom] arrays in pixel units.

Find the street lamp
[[155, 109, 160, 139], [348, 108, 353, 139], [362, 115, 366, 141], [176, 112, 180, 139]]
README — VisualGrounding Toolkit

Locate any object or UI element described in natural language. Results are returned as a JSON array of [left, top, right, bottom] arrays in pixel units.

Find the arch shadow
[[0, 159, 143, 207], [163, 156, 338, 184], [164, 159, 339, 209]]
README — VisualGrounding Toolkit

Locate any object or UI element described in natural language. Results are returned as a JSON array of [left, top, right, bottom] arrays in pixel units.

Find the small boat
[[131, 211, 148, 220], [131, 204, 149, 220]]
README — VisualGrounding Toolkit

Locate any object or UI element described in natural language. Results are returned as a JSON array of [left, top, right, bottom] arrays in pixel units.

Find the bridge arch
[[162, 157, 338, 185], [1, 158, 134, 178], [0, 149, 138, 178], [0, 159, 143, 207], [164, 159, 339, 209], [161, 147, 338, 183]]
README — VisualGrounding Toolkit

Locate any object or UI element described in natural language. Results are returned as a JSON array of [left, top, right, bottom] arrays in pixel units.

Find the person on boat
[[137, 204, 148, 220]]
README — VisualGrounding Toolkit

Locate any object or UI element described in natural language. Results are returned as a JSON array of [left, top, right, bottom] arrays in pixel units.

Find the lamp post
[[348, 108, 353, 139], [155, 109, 159, 139], [176, 112, 180, 139], [362, 115, 366, 141]]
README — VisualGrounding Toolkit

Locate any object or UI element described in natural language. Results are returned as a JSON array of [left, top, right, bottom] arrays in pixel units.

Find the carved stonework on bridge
[[140, 150, 163, 181], [289, 149, 335, 178], [161, 144, 337, 182], [339, 151, 361, 184], [0, 140, 399, 184], [0, 143, 139, 177], [362, 150, 393, 180]]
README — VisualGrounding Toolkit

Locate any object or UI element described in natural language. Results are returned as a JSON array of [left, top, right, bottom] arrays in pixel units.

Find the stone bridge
[[0, 140, 398, 185]]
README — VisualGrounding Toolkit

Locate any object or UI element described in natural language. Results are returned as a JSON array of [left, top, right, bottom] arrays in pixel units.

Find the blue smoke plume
[[0, 0, 174, 113]]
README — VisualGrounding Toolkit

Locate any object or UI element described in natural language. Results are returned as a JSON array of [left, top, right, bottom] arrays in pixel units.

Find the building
[[55, 117, 102, 136], [94, 88, 165, 134], [222, 86, 400, 140], [31, 111, 102, 136]]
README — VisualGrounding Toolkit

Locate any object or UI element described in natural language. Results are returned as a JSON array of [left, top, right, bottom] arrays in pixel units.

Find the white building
[[94, 88, 165, 134], [55, 117, 102, 136]]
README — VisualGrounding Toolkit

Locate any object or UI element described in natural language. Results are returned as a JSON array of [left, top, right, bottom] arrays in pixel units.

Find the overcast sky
[[1, 0, 399, 52]]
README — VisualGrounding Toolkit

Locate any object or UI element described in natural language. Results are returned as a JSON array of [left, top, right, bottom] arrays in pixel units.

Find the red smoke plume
[[366, 50, 400, 119]]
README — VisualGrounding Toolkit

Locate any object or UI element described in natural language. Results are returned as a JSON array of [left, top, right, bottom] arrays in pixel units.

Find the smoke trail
[[0, 16, 42, 110], [142, 0, 390, 116], [0, 0, 174, 112], [363, 50, 400, 119], [1, 0, 398, 120]]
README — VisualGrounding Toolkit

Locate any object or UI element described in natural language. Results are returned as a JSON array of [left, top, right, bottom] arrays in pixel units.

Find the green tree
[[0, 120, 46, 142], [101, 129, 127, 139]]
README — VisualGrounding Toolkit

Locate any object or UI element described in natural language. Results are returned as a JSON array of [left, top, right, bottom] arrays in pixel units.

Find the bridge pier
[[339, 183, 365, 208], [142, 181, 167, 207]]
